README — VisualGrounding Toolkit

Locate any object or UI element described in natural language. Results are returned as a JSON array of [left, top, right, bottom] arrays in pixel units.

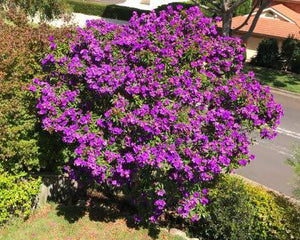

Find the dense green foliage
[[192, 175, 300, 240], [67, 0, 250, 19], [281, 37, 298, 71], [0, 11, 72, 174], [0, 173, 41, 225], [252, 37, 300, 74], [0, 0, 69, 20], [67, 0, 148, 20], [281, 37, 300, 73], [252, 38, 280, 68]]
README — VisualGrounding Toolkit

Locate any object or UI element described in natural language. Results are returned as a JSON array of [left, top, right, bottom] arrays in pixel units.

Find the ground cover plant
[[32, 5, 283, 224]]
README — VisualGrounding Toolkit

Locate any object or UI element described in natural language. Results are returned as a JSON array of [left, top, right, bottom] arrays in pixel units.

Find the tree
[[0, 0, 69, 20], [192, 0, 272, 41]]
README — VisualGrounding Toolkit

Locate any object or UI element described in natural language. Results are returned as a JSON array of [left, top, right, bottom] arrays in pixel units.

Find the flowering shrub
[[32, 6, 283, 223]]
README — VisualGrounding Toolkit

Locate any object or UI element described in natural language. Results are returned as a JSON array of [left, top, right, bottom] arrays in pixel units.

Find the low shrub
[[291, 52, 300, 74], [67, 0, 148, 20], [281, 37, 299, 71], [252, 38, 280, 69], [67, 0, 108, 16], [191, 175, 300, 240], [0, 173, 41, 225]]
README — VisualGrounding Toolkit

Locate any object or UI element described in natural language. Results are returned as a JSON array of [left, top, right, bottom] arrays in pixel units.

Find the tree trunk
[[222, 10, 233, 37]]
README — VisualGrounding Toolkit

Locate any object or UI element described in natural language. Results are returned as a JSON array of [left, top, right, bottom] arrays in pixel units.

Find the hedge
[[190, 175, 300, 240], [67, 0, 195, 20], [67, 0, 148, 20], [0, 173, 41, 225]]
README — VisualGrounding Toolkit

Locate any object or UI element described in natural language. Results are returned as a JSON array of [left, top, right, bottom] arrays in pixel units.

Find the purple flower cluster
[[32, 6, 283, 222]]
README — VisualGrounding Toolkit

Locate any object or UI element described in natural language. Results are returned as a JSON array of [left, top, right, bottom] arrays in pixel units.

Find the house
[[232, 0, 300, 60]]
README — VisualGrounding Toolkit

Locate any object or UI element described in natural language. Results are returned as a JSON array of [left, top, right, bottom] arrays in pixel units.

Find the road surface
[[238, 90, 300, 197]]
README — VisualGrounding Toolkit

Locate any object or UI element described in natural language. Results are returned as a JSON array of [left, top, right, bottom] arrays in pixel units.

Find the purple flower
[[29, 85, 37, 92], [157, 189, 166, 196]]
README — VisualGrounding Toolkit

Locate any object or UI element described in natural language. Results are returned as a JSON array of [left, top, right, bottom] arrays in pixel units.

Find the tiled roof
[[224, 4, 300, 40], [230, 16, 300, 39], [271, 4, 300, 26]]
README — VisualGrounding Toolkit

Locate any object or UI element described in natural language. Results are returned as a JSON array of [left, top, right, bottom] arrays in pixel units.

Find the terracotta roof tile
[[271, 4, 300, 27], [230, 15, 300, 40], [217, 4, 300, 40]]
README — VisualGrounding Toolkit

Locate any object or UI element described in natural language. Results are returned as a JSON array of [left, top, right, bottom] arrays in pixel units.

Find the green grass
[[0, 203, 184, 240], [244, 64, 300, 93]]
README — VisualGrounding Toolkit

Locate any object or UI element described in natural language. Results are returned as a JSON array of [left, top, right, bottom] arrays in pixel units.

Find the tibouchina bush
[[32, 6, 283, 223]]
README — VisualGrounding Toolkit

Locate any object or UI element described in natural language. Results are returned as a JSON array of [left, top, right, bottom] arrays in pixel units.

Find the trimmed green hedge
[[67, 1, 195, 20], [0, 173, 41, 225], [67, 0, 148, 20], [191, 175, 300, 240]]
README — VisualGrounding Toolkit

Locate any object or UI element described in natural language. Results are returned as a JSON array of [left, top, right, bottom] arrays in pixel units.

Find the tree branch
[[232, 0, 259, 33], [241, 0, 272, 42]]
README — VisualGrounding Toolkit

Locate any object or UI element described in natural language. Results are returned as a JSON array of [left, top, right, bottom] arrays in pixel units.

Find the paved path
[[238, 90, 300, 197]]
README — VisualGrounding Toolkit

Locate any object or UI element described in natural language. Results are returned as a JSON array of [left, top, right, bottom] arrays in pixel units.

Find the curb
[[270, 87, 300, 100]]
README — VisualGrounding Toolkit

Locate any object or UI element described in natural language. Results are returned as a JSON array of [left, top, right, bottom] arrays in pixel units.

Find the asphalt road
[[237, 90, 300, 197]]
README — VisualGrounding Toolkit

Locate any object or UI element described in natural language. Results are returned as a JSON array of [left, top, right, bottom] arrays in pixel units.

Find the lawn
[[0, 203, 184, 240], [244, 64, 300, 94]]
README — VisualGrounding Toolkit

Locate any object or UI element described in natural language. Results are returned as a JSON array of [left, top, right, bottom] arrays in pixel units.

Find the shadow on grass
[[55, 192, 162, 239], [244, 64, 300, 92]]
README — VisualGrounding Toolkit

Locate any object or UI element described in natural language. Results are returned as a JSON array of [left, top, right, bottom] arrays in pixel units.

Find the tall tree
[[192, 0, 272, 41], [0, 0, 69, 20]]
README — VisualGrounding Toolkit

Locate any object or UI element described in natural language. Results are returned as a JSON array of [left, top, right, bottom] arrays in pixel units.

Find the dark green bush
[[67, 0, 108, 16], [0, 173, 41, 225], [291, 50, 300, 74], [156, 2, 195, 12], [281, 37, 299, 71], [252, 38, 280, 69], [103, 5, 147, 20], [191, 175, 300, 240], [67, 0, 148, 20]]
